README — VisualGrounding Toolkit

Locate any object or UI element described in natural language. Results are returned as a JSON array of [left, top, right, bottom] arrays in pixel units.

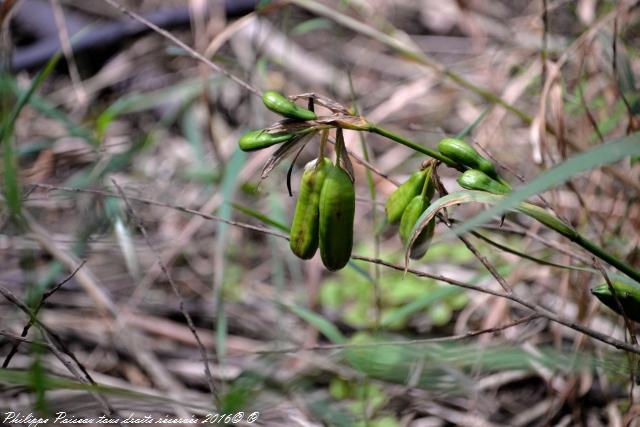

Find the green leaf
[[214, 149, 246, 362], [471, 232, 595, 273], [231, 202, 290, 233], [455, 107, 490, 140], [1, 53, 62, 220], [292, 18, 333, 35], [96, 75, 222, 139], [381, 286, 461, 327], [285, 303, 346, 344]]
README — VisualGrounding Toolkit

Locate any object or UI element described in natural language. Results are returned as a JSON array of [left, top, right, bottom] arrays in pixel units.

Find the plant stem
[[368, 124, 462, 169], [518, 202, 640, 283], [574, 235, 640, 284], [362, 126, 640, 283]]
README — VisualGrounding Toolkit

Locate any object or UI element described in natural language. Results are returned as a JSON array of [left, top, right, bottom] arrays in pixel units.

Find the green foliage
[[320, 246, 470, 329], [29, 345, 49, 415], [307, 397, 356, 427], [291, 18, 334, 35], [231, 202, 291, 233], [96, 75, 223, 140], [341, 334, 630, 395], [1, 54, 61, 221], [329, 377, 399, 427], [285, 303, 347, 344], [219, 373, 262, 414]]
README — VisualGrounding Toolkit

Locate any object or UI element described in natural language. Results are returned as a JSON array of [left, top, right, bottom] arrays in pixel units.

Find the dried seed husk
[[289, 157, 332, 259], [319, 164, 355, 271]]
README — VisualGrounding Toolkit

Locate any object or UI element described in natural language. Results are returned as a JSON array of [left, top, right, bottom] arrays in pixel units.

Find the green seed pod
[[399, 195, 427, 245], [438, 138, 498, 179], [289, 157, 332, 259], [457, 169, 511, 195], [591, 281, 640, 322], [385, 169, 429, 224], [239, 130, 295, 152], [262, 91, 317, 121], [319, 164, 355, 271], [399, 195, 436, 259]]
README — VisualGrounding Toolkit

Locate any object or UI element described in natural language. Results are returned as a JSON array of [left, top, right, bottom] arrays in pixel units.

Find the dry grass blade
[[29, 183, 289, 239], [2, 260, 86, 368], [260, 132, 315, 180], [0, 282, 118, 417], [110, 179, 218, 400], [100, 0, 260, 96]]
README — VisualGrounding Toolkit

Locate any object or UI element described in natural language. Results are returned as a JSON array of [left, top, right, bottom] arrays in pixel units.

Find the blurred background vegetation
[[1, 0, 640, 425]]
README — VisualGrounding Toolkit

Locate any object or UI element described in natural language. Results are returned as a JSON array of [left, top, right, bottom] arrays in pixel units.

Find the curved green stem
[[518, 202, 640, 283], [368, 124, 462, 170], [573, 235, 640, 284]]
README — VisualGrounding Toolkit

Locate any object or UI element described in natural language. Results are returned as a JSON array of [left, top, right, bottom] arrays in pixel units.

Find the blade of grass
[[410, 186, 640, 283], [470, 231, 595, 273], [288, 0, 532, 124], [230, 202, 290, 233], [455, 107, 490, 140], [268, 194, 288, 347], [285, 303, 346, 344], [1, 53, 62, 220], [6, 79, 96, 144], [213, 149, 246, 365], [0, 367, 216, 411], [381, 286, 461, 328], [95, 75, 223, 140]]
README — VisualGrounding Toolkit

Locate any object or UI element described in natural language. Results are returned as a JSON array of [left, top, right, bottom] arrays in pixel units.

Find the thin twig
[[100, 0, 260, 96], [457, 234, 512, 294], [578, 53, 605, 144], [248, 315, 540, 355], [28, 182, 596, 269], [541, 0, 548, 87], [0, 282, 118, 418], [351, 255, 640, 355], [50, 0, 87, 106], [0, 0, 18, 27], [0, 329, 45, 347], [2, 260, 86, 368], [30, 182, 290, 240], [111, 179, 218, 399], [328, 135, 400, 186]]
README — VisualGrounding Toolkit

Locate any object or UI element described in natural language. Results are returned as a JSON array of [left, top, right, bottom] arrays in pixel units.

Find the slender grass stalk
[[368, 124, 460, 169], [517, 203, 640, 283]]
